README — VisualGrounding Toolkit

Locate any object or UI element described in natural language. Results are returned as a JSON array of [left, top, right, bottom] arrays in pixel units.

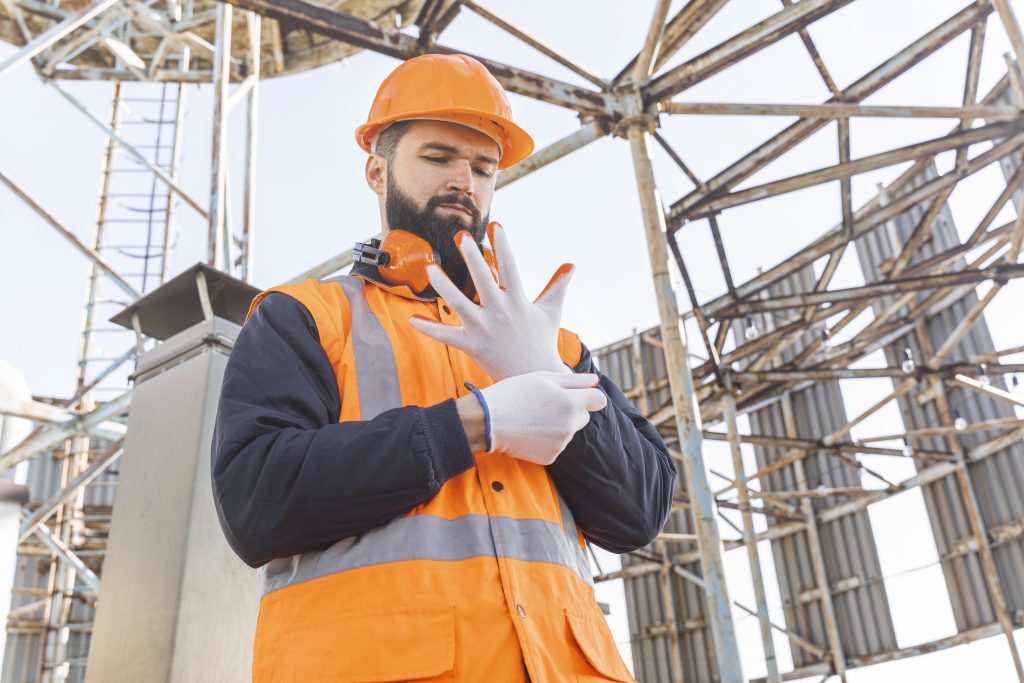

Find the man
[[212, 53, 676, 682]]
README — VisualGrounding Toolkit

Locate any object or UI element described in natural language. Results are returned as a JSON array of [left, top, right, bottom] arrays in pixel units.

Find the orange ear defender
[[353, 228, 498, 294]]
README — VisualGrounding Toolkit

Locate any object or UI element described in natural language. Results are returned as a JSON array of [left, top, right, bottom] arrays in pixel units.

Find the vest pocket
[[565, 608, 635, 683], [281, 604, 455, 681]]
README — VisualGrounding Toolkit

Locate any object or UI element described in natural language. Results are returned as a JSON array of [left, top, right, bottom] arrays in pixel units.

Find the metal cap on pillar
[[88, 263, 261, 683], [110, 262, 259, 341]]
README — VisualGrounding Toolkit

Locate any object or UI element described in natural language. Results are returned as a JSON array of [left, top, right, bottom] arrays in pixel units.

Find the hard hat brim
[[356, 107, 534, 170]]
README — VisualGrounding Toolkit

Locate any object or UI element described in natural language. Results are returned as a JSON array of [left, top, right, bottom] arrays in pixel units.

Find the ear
[[365, 154, 386, 196]]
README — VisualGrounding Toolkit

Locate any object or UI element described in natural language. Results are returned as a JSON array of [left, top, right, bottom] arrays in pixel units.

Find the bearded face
[[385, 170, 490, 290]]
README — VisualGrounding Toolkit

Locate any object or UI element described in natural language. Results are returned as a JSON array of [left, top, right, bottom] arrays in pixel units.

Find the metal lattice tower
[[4, 73, 190, 683]]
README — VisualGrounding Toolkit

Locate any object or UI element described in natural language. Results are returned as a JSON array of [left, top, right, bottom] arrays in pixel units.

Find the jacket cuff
[[418, 399, 476, 487]]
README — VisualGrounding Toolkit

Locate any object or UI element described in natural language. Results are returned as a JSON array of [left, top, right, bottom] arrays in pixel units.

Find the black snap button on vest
[[442, 305, 451, 314], [491, 481, 504, 492]]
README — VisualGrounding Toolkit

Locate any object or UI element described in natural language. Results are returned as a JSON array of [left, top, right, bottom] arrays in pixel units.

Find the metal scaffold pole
[[209, 0, 232, 270], [722, 384, 780, 683], [623, 112, 744, 682]]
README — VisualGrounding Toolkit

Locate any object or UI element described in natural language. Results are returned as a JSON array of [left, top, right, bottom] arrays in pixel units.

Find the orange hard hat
[[356, 53, 534, 170]]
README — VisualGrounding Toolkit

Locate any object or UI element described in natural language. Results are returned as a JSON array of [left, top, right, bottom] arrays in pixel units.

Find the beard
[[385, 174, 489, 291]]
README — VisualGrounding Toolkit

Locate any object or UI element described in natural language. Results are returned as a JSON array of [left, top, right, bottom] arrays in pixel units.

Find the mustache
[[426, 193, 480, 221]]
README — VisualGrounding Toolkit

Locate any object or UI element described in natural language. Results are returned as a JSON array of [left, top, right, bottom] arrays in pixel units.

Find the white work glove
[[475, 371, 607, 465], [409, 223, 574, 380]]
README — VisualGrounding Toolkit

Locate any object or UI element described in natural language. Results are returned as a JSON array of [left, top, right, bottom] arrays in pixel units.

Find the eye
[[473, 167, 494, 178], [421, 155, 448, 164]]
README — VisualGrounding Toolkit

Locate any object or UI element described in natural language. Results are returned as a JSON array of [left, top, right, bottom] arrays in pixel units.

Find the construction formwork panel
[[737, 267, 898, 668], [594, 330, 720, 683], [593, 328, 673, 424], [854, 163, 1024, 633], [2, 432, 118, 683], [620, 520, 718, 683]]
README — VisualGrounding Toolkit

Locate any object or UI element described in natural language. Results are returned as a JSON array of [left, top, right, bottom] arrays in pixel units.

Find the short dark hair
[[374, 120, 415, 161]]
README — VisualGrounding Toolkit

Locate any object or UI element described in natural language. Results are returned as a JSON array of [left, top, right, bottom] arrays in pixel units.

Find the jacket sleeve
[[547, 343, 677, 554], [211, 292, 475, 568]]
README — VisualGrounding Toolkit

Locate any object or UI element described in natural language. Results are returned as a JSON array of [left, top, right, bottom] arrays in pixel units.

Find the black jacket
[[211, 276, 677, 568]]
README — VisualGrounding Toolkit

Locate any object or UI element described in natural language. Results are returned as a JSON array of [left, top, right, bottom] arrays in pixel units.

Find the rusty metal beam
[[928, 285, 1002, 368], [663, 101, 1018, 119], [634, 0, 672, 84], [751, 487, 874, 500], [838, 117, 853, 239], [645, 0, 856, 104], [684, 119, 1018, 218], [886, 188, 954, 277], [623, 98, 743, 680], [735, 363, 1024, 382], [0, 0, 121, 78], [695, 223, 1017, 445], [860, 416, 1024, 444], [779, 394, 847, 681], [668, 230, 723, 375], [614, 0, 732, 83], [605, 444, 1012, 587], [458, 0, 607, 89], [971, 425, 1024, 461], [720, 263, 1024, 316], [722, 387, 780, 683], [708, 215, 737, 297], [215, 0, 610, 116], [669, 1, 992, 224], [916, 328, 1024, 682], [0, 168, 140, 300], [496, 120, 607, 189], [702, 430, 949, 462], [0, 390, 132, 473], [750, 623, 1004, 682], [672, 562, 826, 661], [952, 373, 1024, 409], [40, 9, 129, 75], [781, 0, 839, 95], [19, 439, 123, 544], [686, 79, 1016, 339], [724, 163, 1016, 331], [994, 0, 1024, 73], [653, 130, 706, 191]]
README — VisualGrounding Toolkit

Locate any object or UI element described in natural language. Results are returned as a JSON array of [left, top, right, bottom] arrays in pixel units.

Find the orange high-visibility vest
[[244, 271, 635, 683]]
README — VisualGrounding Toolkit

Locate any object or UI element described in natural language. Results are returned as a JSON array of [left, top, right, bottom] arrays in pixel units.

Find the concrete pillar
[[87, 264, 260, 683]]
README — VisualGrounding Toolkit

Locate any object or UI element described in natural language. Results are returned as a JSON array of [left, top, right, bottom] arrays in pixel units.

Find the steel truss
[[3, 0, 1024, 681]]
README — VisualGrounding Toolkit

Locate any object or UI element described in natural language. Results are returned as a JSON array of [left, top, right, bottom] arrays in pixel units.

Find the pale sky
[[3, 1, 1024, 680]]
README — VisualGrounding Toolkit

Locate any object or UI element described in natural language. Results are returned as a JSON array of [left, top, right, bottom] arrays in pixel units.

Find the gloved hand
[[475, 371, 607, 465], [409, 222, 574, 380]]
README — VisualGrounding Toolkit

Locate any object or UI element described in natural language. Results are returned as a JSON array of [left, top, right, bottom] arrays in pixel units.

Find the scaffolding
[[2, 1, 1024, 681]]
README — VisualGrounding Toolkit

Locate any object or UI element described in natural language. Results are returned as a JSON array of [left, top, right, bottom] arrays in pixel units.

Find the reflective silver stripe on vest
[[558, 493, 594, 586], [258, 514, 593, 597], [326, 275, 402, 421]]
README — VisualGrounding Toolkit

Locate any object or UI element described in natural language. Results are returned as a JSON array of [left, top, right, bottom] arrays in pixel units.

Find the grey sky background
[[3, 0, 1024, 680]]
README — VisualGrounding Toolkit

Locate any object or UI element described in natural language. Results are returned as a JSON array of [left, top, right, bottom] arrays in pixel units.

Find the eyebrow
[[418, 141, 499, 166]]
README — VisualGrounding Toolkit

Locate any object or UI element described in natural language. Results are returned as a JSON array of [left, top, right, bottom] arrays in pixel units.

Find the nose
[[446, 159, 475, 197]]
